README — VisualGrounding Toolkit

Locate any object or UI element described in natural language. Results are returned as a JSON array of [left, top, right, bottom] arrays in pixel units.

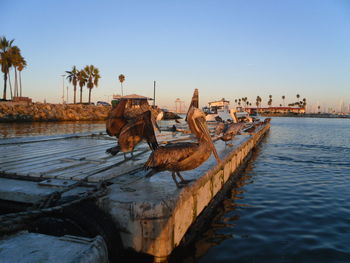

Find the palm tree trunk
[[80, 87, 83, 103], [3, 73, 7, 100], [121, 83, 123, 96], [73, 85, 76, 104], [8, 72, 13, 99], [14, 68, 18, 97], [19, 71, 22, 97], [88, 88, 92, 104]]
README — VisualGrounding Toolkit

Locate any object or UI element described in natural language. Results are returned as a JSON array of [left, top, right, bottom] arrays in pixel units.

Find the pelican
[[106, 99, 128, 138], [117, 110, 159, 155], [264, 118, 271, 123], [219, 122, 245, 144], [144, 107, 220, 187], [243, 121, 263, 133], [106, 100, 159, 158]]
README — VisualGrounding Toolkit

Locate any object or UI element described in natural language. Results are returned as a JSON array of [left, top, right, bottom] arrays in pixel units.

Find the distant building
[[112, 94, 153, 108], [245, 107, 305, 115], [208, 98, 230, 112]]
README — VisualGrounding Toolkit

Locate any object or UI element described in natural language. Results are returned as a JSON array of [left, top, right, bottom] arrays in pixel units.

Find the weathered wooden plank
[[0, 141, 112, 167], [0, 143, 111, 171], [72, 150, 151, 181]]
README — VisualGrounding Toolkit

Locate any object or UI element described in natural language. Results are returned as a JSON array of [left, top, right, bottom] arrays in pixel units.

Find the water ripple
[[190, 117, 350, 263]]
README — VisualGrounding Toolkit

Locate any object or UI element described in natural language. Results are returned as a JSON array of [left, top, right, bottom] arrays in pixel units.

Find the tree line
[[65, 65, 101, 104], [233, 94, 307, 108], [0, 36, 27, 100]]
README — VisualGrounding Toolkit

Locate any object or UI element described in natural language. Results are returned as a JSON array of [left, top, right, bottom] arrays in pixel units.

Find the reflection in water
[[0, 121, 106, 138], [175, 140, 266, 263]]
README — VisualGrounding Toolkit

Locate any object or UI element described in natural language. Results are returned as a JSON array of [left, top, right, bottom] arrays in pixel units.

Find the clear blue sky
[[2, 0, 350, 110]]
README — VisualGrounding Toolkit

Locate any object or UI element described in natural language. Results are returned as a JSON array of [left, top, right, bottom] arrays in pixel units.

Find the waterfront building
[[245, 106, 305, 115], [112, 94, 153, 109], [207, 98, 230, 113]]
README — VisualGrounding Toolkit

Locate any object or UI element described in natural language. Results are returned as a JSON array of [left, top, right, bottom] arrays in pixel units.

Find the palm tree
[[17, 56, 26, 97], [9, 45, 22, 97], [282, 95, 285, 106], [118, 74, 125, 96], [256, 96, 262, 108], [77, 69, 87, 103], [268, 98, 272, 107], [0, 36, 14, 100], [84, 65, 101, 104], [66, 66, 78, 104], [268, 95, 272, 107]]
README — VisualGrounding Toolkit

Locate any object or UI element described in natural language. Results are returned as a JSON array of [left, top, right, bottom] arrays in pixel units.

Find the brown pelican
[[106, 99, 128, 138], [243, 122, 263, 133], [106, 100, 159, 158], [144, 107, 220, 187], [219, 122, 245, 144], [264, 118, 271, 123]]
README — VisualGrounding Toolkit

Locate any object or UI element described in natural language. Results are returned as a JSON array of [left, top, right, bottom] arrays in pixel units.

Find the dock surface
[[0, 123, 270, 262]]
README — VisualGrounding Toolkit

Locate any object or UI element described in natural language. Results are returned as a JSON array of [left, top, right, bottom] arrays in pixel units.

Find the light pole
[[61, 74, 65, 104]]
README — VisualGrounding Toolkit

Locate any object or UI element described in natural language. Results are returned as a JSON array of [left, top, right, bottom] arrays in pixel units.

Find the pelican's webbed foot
[[123, 151, 135, 160], [172, 172, 194, 188]]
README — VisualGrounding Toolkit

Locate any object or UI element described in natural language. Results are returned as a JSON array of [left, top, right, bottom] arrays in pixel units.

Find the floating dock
[[0, 122, 270, 262]]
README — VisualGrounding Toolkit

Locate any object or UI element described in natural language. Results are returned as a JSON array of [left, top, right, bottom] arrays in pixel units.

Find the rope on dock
[[0, 181, 108, 236]]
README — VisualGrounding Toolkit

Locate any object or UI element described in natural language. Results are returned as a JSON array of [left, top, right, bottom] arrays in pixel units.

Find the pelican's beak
[[151, 114, 161, 133], [197, 117, 220, 163]]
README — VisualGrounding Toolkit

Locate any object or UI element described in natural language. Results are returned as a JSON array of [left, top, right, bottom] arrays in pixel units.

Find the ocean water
[[186, 117, 350, 263], [0, 121, 106, 138]]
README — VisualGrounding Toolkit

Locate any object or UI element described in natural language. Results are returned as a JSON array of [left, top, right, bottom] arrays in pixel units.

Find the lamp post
[[61, 74, 65, 104], [153, 81, 156, 107]]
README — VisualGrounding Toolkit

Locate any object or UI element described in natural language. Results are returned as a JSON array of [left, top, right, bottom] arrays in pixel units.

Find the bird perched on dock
[[243, 121, 263, 133], [144, 107, 220, 188], [218, 122, 246, 144], [105, 99, 128, 138], [106, 100, 159, 158], [264, 118, 271, 123]]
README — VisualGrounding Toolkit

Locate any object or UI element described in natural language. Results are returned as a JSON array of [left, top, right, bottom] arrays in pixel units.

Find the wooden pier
[[0, 123, 270, 262]]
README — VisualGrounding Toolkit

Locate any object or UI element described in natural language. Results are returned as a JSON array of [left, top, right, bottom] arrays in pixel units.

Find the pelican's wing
[[142, 111, 159, 151], [113, 99, 127, 117], [106, 99, 127, 136], [225, 123, 244, 135], [121, 111, 159, 151], [144, 143, 198, 168]]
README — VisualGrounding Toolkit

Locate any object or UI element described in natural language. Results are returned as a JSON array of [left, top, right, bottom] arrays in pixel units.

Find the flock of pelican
[[105, 89, 266, 187]]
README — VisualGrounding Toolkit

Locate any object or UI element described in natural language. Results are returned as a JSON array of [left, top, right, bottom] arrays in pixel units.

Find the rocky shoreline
[[0, 103, 112, 122], [0, 102, 181, 122]]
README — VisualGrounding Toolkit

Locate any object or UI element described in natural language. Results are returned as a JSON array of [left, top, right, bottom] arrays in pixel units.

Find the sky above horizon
[[2, 0, 350, 111]]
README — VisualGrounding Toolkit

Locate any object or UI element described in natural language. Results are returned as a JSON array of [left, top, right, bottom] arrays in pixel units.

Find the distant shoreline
[[260, 113, 350, 119]]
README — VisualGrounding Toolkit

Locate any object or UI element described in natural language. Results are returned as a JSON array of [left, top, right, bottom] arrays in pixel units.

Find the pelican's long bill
[[197, 117, 221, 163]]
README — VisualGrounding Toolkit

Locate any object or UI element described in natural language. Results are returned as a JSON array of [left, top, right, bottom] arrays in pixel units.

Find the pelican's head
[[229, 108, 238, 123], [187, 107, 220, 163], [156, 111, 164, 121]]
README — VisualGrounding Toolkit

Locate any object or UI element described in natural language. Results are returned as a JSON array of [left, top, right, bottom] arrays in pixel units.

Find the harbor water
[[189, 117, 350, 263], [0, 117, 349, 262]]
